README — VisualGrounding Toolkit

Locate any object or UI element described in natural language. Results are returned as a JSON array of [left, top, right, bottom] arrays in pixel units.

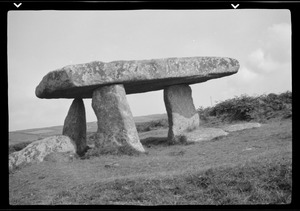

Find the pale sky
[[8, 10, 291, 131]]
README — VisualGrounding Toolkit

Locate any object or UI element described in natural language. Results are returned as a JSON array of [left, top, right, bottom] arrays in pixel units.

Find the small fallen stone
[[242, 147, 253, 151], [184, 127, 228, 142], [104, 162, 120, 168], [222, 123, 261, 132]]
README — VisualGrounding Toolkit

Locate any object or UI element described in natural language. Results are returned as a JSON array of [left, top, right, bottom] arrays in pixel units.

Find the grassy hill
[[9, 91, 292, 205]]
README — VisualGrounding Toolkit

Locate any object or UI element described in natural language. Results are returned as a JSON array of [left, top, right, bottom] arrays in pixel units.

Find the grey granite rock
[[9, 135, 76, 172], [164, 84, 200, 143], [221, 122, 262, 132], [36, 57, 239, 98], [184, 128, 228, 142], [62, 98, 87, 156], [92, 84, 145, 154]]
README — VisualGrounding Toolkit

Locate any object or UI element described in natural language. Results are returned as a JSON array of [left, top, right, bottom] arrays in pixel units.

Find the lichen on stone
[[36, 57, 239, 98]]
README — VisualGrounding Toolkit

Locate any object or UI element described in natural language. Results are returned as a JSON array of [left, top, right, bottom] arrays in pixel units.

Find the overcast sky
[[8, 9, 291, 131]]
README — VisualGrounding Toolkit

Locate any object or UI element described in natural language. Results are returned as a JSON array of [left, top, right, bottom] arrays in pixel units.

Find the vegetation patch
[[49, 156, 291, 205], [9, 91, 292, 205], [198, 91, 292, 123]]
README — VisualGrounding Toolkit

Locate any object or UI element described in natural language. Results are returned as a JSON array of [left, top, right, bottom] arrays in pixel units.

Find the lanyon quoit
[[35, 57, 240, 155]]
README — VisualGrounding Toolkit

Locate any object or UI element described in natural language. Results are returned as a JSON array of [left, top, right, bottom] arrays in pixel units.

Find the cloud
[[248, 49, 281, 73], [246, 23, 291, 75], [237, 66, 258, 81], [264, 23, 291, 63]]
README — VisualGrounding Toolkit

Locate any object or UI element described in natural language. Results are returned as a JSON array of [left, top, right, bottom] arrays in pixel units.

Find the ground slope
[[9, 119, 292, 205]]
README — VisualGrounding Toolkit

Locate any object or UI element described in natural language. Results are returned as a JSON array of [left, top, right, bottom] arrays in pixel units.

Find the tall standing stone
[[92, 84, 145, 154], [164, 84, 200, 143], [63, 98, 87, 156]]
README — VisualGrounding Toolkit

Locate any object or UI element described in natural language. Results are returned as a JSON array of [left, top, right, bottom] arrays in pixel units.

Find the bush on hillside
[[211, 94, 258, 121], [198, 91, 292, 122]]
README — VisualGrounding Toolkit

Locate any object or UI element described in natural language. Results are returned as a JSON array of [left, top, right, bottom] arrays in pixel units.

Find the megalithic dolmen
[[35, 57, 239, 154]]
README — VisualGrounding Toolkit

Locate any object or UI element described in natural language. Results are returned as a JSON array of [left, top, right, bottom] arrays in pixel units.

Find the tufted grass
[[9, 91, 292, 205], [48, 156, 291, 205], [9, 118, 292, 205]]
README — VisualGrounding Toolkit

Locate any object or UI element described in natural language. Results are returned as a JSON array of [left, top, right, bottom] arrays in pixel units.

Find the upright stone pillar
[[164, 84, 200, 143], [63, 98, 87, 156], [92, 84, 145, 154]]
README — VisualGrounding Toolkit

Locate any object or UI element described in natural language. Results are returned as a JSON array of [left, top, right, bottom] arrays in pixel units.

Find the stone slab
[[92, 84, 145, 153], [184, 127, 228, 142], [36, 57, 239, 98], [221, 122, 262, 132], [164, 84, 200, 142], [62, 98, 87, 156], [138, 127, 228, 143]]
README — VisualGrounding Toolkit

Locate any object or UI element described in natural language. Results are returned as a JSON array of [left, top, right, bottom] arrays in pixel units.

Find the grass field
[[9, 92, 292, 205], [9, 119, 292, 205]]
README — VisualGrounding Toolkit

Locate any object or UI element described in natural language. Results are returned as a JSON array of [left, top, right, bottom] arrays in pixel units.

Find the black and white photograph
[[8, 3, 292, 205]]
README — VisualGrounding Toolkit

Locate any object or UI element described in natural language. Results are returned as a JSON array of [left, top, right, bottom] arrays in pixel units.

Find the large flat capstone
[[36, 57, 239, 99]]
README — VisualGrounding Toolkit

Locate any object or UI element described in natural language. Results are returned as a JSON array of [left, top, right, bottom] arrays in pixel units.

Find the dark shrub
[[197, 91, 292, 122], [208, 94, 259, 122]]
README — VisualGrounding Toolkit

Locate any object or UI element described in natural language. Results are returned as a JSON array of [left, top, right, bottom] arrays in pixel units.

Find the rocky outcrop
[[164, 84, 200, 143], [92, 84, 145, 154], [35, 57, 239, 99], [9, 135, 76, 172], [62, 98, 86, 156]]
